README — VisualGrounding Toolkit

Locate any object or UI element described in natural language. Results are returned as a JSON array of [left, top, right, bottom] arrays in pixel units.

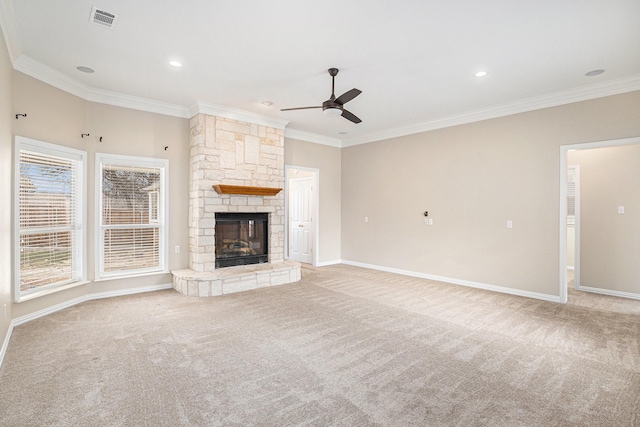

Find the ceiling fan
[[281, 68, 362, 123]]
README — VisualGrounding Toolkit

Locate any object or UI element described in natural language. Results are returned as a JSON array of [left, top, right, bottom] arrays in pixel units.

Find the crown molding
[[13, 55, 190, 118], [284, 128, 342, 147], [8, 51, 640, 147], [87, 88, 190, 118], [13, 55, 90, 99], [0, 0, 21, 62], [191, 101, 289, 130], [342, 74, 640, 147]]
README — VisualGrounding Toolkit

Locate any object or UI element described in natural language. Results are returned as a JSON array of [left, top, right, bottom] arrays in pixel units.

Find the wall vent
[[90, 6, 119, 29]]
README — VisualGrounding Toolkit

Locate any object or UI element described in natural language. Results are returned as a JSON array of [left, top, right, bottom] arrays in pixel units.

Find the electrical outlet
[[507, 220, 513, 229], [175, 245, 180, 254], [3, 303, 6, 318]]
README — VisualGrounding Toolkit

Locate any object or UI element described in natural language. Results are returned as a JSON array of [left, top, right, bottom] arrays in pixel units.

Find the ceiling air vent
[[90, 6, 119, 29]]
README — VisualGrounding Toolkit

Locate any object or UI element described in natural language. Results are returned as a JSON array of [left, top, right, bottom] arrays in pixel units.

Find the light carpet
[[1, 265, 639, 426]]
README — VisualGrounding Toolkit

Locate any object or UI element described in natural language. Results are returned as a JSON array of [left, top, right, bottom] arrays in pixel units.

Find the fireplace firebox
[[215, 213, 268, 268]]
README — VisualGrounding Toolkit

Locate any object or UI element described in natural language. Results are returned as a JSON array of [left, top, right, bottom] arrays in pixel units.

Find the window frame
[[95, 153, 169, 280], [13, 136, 87, 302]]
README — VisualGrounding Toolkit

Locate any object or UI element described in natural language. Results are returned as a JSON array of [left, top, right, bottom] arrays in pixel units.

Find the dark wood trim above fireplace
[[213, 184, 282, 196]]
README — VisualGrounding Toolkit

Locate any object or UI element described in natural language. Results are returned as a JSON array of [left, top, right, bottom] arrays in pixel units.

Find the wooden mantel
[[213, 184, 282, 196]]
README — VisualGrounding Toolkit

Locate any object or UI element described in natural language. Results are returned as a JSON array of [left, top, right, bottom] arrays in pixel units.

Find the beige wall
[[568, 144, 640, 294], [11, 72, 190, 318], [341, 91, 640, 298], [284, 138, 341, 263], [0, 26, 13, 354]]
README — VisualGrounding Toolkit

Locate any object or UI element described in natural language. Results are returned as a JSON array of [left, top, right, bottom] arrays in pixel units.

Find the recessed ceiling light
[[76, 66, 95, 73], [169, 61, 182, 68], [260, 101, 274, 107], [474, 71, 488, 78], [585, 69, 604, 77]]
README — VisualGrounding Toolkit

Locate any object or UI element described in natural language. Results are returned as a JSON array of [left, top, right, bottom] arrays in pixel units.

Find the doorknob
[[298, 224, 303, 227]]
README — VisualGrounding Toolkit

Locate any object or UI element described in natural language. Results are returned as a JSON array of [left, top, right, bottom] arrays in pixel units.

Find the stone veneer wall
[[173, 113, 300, 297], [189, 113, 286, 271]]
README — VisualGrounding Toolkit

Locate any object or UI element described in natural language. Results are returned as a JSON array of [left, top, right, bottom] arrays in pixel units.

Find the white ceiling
[[2, 0, 640, 145]]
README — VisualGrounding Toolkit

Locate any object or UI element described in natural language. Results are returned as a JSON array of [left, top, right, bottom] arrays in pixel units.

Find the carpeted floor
[[1, 265, 639, 426]]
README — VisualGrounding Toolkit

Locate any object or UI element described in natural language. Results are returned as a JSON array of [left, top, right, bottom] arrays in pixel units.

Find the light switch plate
[[618, 206, 625, 214]]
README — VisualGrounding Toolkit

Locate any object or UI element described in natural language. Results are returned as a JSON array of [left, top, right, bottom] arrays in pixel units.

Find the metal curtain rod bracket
[[15, 113, 27, 119], [81, 133, 90, 138]]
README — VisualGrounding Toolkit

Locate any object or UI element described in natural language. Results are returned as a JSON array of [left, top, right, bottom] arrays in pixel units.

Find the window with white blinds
[[96, 154, 168, 278], [15, 137, 86, 299]]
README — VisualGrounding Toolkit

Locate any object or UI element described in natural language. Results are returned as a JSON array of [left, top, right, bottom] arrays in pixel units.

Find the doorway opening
[[285, 166, 319, 266], [559, 136, 640, 304]]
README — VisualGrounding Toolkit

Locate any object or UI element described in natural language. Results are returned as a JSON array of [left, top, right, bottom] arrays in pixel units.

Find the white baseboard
[[0, 283, 172, 369], [0, 321, 15, 371], [578, 285, 640, 301], [316, 259, 343, 267], [341, 260, 561, 303], [88, 283, 173, 301], [12, 283, 173, 327]]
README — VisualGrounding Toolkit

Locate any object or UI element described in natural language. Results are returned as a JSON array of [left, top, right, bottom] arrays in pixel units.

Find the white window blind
[[97, 155, 167, 278], [15, 137, 86, 298]]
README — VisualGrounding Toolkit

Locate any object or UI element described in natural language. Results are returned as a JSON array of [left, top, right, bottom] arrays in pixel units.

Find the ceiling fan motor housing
[[322, 101, 342, 117], [322, 99, 342, 111]]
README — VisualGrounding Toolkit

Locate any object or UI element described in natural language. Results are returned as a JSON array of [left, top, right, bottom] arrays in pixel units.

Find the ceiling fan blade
[[335, 88, 362, 105], [341, 109, 362, 124], [280, 106, 322, 111]]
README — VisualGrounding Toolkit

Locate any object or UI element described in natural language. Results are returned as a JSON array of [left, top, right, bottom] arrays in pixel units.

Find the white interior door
[[289, 177, 314, 264]]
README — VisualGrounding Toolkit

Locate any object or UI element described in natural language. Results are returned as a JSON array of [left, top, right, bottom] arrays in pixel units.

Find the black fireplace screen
[[215, 213, 268, 268]]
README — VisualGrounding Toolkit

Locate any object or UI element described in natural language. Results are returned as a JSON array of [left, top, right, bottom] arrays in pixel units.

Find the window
[[14, 137, 86, 300], [96, 154, 168, 278]]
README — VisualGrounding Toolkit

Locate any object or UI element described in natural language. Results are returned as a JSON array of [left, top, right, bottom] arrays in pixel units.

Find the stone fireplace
[[172, 112, 300, 297]]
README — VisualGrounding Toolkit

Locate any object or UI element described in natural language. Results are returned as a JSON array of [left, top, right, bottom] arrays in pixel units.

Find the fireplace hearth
[[215, 213, 268, 268]]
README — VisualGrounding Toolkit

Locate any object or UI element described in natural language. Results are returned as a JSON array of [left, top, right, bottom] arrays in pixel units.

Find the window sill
[[93, 270, 170, 283], [15, 280, 91, 303]]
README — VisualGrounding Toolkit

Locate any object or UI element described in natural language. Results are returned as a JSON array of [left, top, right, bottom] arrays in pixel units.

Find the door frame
[[285, 165, 320, 266], [559, 136, 640, 303]]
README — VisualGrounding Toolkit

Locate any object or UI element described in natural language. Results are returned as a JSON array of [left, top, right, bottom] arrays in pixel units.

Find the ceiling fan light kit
[[281, 68, 362, 123], [323, 107, 342, 118]]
